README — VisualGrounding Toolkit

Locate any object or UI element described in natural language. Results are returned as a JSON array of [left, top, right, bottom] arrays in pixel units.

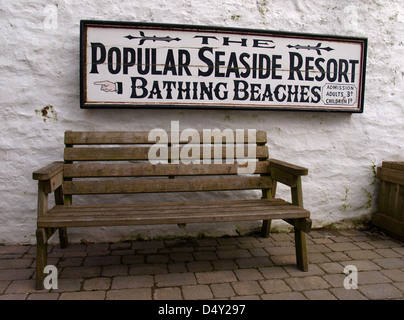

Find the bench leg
[[261, 219, 272, 238], [36, 228, 48, 290], [59, 227, 68, 249], [294, 228, 308, 271]]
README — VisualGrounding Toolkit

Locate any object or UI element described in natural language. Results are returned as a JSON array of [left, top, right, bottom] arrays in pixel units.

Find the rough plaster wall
[[0, 0, 403, 244]]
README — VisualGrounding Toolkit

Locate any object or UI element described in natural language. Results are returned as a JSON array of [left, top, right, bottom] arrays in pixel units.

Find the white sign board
[[81, 21, 367, 112]]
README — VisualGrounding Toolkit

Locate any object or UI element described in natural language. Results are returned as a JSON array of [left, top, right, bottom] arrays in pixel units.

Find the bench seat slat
[[48, 198, 288, 214], [38, 199, 309, 228], [49, 204, 299, 217], [63, 176, 273, 195], [64, 161, 270, 177]]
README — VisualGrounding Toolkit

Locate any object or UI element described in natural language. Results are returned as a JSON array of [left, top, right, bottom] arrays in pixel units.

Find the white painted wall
[[1, 0, 403, 244]]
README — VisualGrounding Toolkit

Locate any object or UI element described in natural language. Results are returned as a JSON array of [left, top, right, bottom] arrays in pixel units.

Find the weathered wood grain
[[64, 145, 269, 161], [63, 176, 273, 195], [65, 130, 267, 145], [64, 161, 270, 177], [38, 199, 309, 227]]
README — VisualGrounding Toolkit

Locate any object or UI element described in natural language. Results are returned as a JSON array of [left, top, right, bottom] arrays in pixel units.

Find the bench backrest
[[62, 130, 272, 197]]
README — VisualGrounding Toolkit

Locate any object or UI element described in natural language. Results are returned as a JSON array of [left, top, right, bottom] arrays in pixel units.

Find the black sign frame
[[80, 20, 367, 112]]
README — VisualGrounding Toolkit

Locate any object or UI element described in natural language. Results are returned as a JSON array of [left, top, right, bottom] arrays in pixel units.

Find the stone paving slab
[[1, 228, 404, 300]]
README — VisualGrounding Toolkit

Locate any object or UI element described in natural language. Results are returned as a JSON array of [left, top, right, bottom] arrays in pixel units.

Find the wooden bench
[[33, 130, 311, 289]]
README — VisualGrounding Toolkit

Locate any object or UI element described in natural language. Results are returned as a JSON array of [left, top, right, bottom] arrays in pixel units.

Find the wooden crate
[[373, 161, 404, 239]]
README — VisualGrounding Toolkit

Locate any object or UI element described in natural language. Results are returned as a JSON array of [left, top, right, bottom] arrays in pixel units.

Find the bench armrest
[[33, 161, 64, 196], [33, 161, 64, 180], [269, 159, 308, 176], [269, 158, 308, 188]]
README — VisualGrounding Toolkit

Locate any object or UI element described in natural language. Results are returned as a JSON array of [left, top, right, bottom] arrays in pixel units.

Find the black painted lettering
[[338, 59, 349, 83], [151, 49, 162, 75], [349, 60, 359, 82], [252, 54, 258, 79], [271, 55, 282, 80], [262, 84, 274, 101], [108, 47, 121, 74], [148, 81, 163, 99], [258, 54, 270, 79], [311, 86, 321, 103], [225, 52, 240, 78], [215, 51, 226, 77], [233, 80, 249, 100], [288, 52, 303, 80], [214, 82, 228, 100], [194, 35, 218, 45], [274, 84, 286, 102], [200, 82, 213, 100], [90, 42, 106, 74], [250, 83, 262, 101], [305, 56, 315, 81], [239, 53, 251, 78], [177, 81, 191, 99], [198, 47, 214, 77], [123, 48, 135, 74], [287, 85, 299, 102], [178, 50, 192, 76], [130, 77, 148, 98], [326, 59, 338, 82], [253, 39, 275, 49], [163, 49, 177, 75], [314, 58, 325, 81], [223, 37, 247, 47], [300, 85, 310, 102], [137, 48, 150, 75], [163, 81, 176, 99]]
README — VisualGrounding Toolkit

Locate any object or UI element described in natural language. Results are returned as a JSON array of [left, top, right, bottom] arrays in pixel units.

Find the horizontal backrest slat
[[64, 161, 270, 178], [65, 130, 267, 145], [64, 146, 268, 161], [63, 176, 272, 195], [65, 131, 151, 145]]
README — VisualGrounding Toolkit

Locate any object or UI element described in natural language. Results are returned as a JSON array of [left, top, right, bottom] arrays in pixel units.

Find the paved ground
[[1, 228, 404, 300]]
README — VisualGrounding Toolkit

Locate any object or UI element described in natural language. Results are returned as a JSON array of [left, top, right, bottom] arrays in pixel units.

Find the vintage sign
[[80, 20, 367, 112]]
